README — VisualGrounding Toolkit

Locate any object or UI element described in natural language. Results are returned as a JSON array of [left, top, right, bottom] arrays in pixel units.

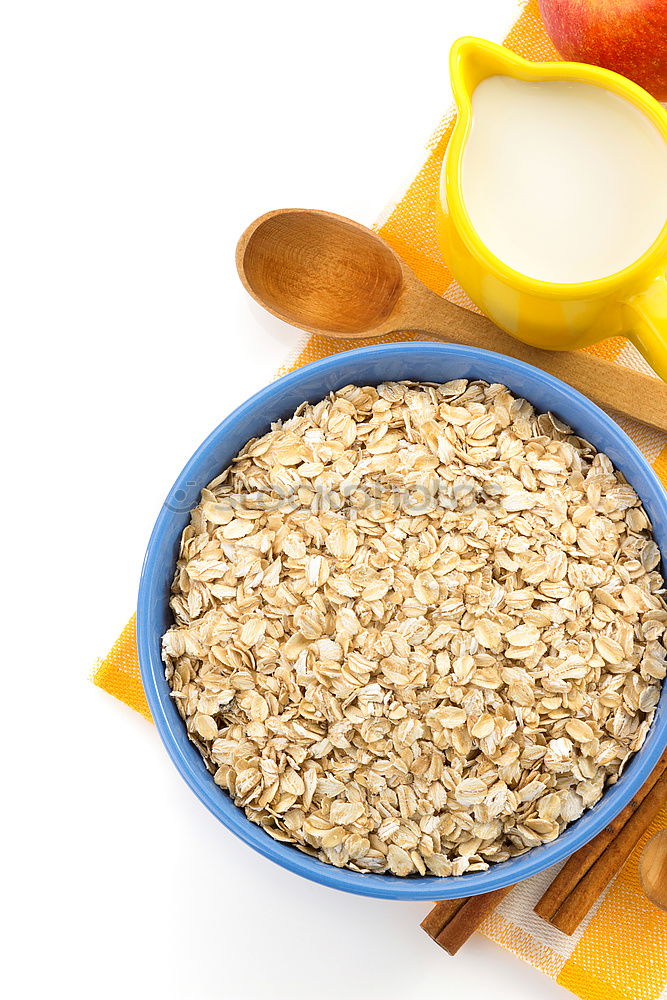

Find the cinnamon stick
[[547, 767, 667, 935], [435, 887, 512, 954], [421, 887, 512, 955], [535, 748, 667, 922], [420, 898, 466, 940]]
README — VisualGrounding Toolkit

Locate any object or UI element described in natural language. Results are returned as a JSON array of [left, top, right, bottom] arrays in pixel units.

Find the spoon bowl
[[639, 829, 667, 910], [237, 209, 404, 336]]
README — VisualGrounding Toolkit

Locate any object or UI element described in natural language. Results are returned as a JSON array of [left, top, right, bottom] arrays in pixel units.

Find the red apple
[[538, 0, 667, 101]]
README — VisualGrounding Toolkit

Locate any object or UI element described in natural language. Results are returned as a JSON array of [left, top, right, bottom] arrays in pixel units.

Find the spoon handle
[[401, 287, 667, 433]]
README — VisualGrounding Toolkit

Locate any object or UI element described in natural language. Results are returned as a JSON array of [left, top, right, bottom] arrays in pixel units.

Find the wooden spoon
[[236, 208, 667, 432], [639, 830, 667, 911]]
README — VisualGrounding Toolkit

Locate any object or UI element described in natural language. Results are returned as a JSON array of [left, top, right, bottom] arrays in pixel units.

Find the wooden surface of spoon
[[639, 829, 667, 911], [236, 208, 667, 433]]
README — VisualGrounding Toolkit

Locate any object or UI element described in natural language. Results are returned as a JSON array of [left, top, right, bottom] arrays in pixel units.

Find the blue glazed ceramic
[[138, 342, 667, 900]]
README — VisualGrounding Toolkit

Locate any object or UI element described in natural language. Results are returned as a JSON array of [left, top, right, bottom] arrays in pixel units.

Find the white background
[[3, 2, 570, 997]]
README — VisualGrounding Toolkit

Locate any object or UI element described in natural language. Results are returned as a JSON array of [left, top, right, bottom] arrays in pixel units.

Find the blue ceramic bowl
[[138, 342, 667, 900]]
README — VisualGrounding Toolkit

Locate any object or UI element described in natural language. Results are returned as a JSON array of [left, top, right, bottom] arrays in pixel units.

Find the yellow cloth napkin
[[94, 2, 667, 996]]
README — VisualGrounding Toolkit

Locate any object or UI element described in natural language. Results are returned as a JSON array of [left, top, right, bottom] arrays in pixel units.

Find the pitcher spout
[[449, 37, 526, 110]]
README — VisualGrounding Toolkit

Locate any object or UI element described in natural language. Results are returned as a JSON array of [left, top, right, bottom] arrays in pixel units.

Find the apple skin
[[538, 0, 667, 101]]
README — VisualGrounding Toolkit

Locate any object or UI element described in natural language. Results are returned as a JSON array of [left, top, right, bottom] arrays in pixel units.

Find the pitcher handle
[[625, 272, 667, 381]]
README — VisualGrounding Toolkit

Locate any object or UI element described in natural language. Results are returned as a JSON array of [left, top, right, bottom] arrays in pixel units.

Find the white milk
[[461, 76, 667, 283]]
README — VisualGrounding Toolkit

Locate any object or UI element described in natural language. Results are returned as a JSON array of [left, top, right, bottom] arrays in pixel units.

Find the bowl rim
[[138, 341, 667, 900]]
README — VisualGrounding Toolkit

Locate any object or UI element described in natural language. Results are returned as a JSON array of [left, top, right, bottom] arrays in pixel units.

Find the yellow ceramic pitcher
[[436, 38, 667, 380]]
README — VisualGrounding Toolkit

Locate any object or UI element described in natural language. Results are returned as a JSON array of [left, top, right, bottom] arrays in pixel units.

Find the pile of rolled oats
[[162, 381, 667, 876]]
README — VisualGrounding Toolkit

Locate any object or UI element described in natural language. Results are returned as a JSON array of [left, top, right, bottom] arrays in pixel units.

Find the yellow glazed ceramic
[[437, 38, 667, 380]]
